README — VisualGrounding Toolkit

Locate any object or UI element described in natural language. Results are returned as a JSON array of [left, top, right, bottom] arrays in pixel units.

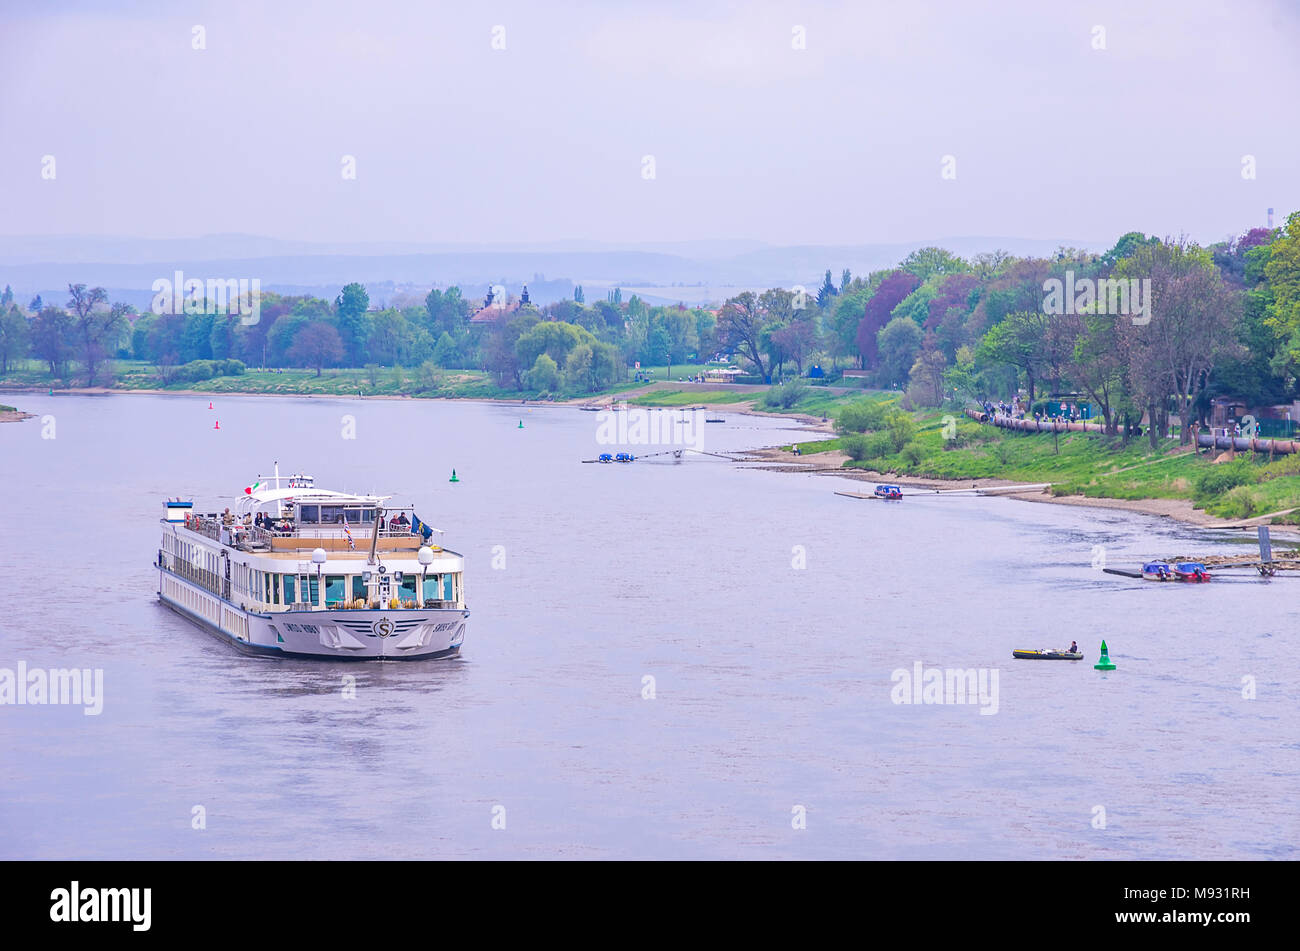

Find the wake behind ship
[[156, 468, 468, 659]]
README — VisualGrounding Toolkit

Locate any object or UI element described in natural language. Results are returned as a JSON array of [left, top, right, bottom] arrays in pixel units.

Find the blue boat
[[874, 484, 903, 500], [597, 453, 614, 463], [1141, 561, 1174, 581]]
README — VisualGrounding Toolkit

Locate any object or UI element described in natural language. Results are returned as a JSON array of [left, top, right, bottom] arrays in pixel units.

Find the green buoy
[[449, 469, 459, 483], [1094, 640, 1116, 670], [518, 420, 523, 428]]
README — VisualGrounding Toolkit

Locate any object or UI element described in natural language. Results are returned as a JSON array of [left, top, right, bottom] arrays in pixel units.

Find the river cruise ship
[[156, 468, 468, 659]]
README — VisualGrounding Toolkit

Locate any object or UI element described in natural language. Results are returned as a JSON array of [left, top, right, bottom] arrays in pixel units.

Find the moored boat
[[1142, 561, 1175, 581], [1172, 562, 1211, 582], [156, 466, 469, 660], [874, 484, 903, 500]]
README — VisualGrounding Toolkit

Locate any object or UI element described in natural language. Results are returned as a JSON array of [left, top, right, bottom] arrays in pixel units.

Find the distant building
[[469, 285, 520, 324]]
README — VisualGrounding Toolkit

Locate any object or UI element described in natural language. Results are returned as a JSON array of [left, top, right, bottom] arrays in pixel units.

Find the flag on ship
[[244, 480, 263, 495], [344, 525, 355, 550], [411, 514, 434, 542]]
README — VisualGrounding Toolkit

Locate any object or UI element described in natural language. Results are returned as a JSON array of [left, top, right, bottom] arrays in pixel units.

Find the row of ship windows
[[165, 534, 458, 607]]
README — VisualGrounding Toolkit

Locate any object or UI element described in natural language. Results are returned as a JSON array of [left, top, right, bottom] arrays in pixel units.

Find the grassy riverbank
[[783, 397, 1300, 523]]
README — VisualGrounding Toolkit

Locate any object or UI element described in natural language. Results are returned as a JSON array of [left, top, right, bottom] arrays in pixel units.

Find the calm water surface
[[1, 393, 1296, 859]]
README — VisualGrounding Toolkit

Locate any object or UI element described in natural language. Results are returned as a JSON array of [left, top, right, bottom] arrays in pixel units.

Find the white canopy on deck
[[237, 487, 393, 511]]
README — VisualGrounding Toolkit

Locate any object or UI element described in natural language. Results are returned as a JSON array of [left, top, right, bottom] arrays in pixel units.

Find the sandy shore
[[0, 409, 35, 423], [735, 443, 1292, 535]]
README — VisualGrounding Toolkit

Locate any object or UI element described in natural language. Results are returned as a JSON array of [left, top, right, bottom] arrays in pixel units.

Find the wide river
[[1, 393, 1295, 859]]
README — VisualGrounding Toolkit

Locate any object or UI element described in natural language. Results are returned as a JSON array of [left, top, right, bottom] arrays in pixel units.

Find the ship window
[[307, 576, 319, 603], [324, 575, 346, 605], [283, 575, 295, 603], [423, 575, 440, 600], [300, 505, 319, 524], [345, 508, 364, 523], [444, 575, 454, 601], [352, 576, 367, 599], [398, 576, 418, 601]]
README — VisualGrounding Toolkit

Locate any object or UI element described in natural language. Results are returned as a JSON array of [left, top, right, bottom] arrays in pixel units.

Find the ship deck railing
[[180, 516, 439, 553]]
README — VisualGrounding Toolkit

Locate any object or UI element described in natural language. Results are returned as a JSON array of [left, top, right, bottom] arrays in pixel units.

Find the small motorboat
[[1012, 649, 1084, 660], [597, 453, 614, 463], [873, 484, 903, 500], [705, 418, 725, 423], [1142, 561, 1175, 581], [1172, 562, 1211, 582], [614, 452, 636, 463]]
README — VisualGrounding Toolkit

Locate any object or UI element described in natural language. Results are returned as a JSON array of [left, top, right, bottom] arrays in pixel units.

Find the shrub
[[1218, 485, 1258, 519], [1258, 453, 1300, 481], [840, 434, 869, 461], [1193, 459, 1256, 501], [842, 433, 892, 463], [900, 442, 925, 466], [945, 421, 990, 449], [761, 378, 808, 409], [835, 399, 888, 435], [884, 410, 916, 452]]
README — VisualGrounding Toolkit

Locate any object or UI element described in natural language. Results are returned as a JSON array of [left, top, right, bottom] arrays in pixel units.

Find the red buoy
[[214, 420, 221, 430]]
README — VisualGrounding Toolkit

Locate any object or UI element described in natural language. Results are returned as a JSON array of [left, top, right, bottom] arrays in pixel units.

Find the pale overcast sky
[[2, 0, 1298, 247]]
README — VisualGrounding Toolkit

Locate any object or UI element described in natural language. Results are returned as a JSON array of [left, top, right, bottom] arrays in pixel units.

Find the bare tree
[[67, 284, 126, 385]]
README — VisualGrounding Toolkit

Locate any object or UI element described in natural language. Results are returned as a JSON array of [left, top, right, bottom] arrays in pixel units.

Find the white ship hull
[[159, 570, 467, 660]]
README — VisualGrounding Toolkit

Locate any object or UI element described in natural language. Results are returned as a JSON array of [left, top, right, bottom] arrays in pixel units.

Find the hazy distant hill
[[0, 233, 1102, 310]]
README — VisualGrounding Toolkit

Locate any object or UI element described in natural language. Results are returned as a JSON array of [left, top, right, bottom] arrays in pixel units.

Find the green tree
[[366, 309, 412, 366], [816, 270, 836, 307], [335, 283, 370, 365], [900, 247, 968, 282], [876, 316, 924, 387], [525, 353, 560, 391], [1263, 212, 1300, 379], [0, 306, 31, 374], [975, 310, 1049, 402], [432, 332, 459, 368]]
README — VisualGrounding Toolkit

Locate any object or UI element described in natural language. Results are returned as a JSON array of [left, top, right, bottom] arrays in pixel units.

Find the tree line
[[1, 211, 1296, 413]]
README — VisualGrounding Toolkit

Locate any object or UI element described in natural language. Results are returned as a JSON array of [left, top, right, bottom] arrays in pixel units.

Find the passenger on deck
[[1069, 641, 1078, 653], [222, 507, 234, 526]]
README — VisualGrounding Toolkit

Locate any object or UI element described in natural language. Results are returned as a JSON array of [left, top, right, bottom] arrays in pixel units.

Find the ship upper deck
[[167, 482, 449, 560]]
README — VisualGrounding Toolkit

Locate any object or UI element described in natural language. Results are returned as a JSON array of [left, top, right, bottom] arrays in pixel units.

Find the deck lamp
[[312, 547, 327, 607], [418, 546, 434, 605]]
